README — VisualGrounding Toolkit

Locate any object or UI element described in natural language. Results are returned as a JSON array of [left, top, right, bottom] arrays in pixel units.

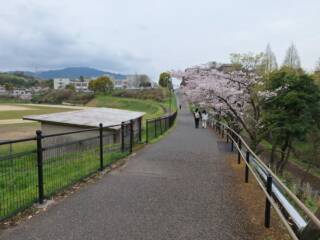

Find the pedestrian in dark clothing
[[179, 104, 182, 110], [194, 108, 200, 128]]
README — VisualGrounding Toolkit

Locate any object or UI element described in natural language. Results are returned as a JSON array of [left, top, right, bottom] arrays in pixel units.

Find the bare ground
[[0, 123, 39, 140], [226, 153, 291, 240]]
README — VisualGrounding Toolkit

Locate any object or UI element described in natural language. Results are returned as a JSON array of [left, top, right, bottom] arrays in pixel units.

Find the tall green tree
[[261, 44, 278, 74], [159, 72, 171, 88], [282, 43, 301, 69], [88, 76, 114, 94], [313, 58, 320, 87], [65, 83, 76, 91], [315, 57, 320, 72], [262, 67, 320, 174], [129, 74, 151, 88]]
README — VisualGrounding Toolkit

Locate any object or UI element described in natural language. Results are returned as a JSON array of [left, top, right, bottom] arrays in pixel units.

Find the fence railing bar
[[227, 133, 299, 240], [42, 136, 100, 151], [0, 137, 36, 146], [218, 120, 320, 229], [0, 149, 37, 161]]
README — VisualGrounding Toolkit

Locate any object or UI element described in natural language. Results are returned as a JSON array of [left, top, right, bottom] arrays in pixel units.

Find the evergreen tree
[[282, 43, 301, 69], [262, 44, 278, 74]]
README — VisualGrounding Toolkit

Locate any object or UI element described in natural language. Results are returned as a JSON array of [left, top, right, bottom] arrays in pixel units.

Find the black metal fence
[[0, 112, 178, 221], [209, 116, 320, 240], [146, 111, 177, 143], [0, 121, 134, 221]]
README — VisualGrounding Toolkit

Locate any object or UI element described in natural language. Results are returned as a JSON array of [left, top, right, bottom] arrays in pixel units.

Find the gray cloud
[[0, 0, 319, 78]]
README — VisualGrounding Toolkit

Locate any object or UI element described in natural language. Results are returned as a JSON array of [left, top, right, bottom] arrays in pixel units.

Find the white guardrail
[[210, 118, 320, 240]]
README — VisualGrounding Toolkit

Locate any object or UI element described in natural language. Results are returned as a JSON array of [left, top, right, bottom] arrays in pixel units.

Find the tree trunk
[[269, 143, 277, 169], [278, 145, 291, 175], [275, 135, 291, 175]]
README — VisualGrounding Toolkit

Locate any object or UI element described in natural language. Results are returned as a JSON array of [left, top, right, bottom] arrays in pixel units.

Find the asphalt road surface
[[0, 94, 252, 240]]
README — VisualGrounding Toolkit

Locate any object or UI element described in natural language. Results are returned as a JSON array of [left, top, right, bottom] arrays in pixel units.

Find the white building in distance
[[53, 78, 71, 90]]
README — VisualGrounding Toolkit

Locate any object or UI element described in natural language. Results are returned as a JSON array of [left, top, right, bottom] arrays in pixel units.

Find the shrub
[[112, 89, 166, 102], [32, 90, 94, 105]]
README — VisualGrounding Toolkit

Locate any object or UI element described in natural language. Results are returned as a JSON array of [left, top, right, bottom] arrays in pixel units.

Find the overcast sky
[[1, 0, 320, 79]]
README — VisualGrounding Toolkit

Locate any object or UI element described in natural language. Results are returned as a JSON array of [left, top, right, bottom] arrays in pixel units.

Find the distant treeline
[[0, 72, 52, 88], [32, 89, 94, 105]]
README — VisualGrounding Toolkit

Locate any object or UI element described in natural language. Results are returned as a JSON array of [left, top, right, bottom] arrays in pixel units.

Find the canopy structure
[[23, 107, 145, 129]]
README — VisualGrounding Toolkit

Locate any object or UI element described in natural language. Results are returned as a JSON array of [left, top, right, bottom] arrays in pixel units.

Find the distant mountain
[[22, 67, 127, 80]]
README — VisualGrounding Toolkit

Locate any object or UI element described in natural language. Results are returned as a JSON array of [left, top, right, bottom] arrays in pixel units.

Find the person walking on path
[[201, 110, 208, 128], [194, 108, 201, 128]]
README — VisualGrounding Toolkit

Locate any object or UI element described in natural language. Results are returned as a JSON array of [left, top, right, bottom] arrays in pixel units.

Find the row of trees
[[172, 44, 320, 175]]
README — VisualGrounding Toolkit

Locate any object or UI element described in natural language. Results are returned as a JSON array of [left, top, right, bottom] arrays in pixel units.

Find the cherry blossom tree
[[171, 60, 266, 150]]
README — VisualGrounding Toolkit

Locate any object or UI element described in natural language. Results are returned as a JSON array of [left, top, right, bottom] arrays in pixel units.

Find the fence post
[[222, 125, 224, 138], [265, 174, 272, 228], [99, 123, 104, 170], [121, 122, 125, 152], [130, 120, 134, 153], [231, 138, 234, 152], [160, 118, 163, 135], [226, 129, 229, 143], [36, 130, 44, 204], [245, 151, 250, 183], [238, 138, 242, 164], [138, 117, 142, 143], [155, 119, 157, 137], [146, 120, 149, 144]]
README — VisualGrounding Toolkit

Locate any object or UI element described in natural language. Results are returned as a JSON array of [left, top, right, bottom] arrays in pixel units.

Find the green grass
[[0, 141, 128, 220], [0, 98, 30, 104], [87, 95, 166, 120], [0, 104, 78, 120]]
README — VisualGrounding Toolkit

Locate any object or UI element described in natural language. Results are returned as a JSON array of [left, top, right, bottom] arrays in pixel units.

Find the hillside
[[23, 67, 127, 80], [0, 72, 39, 88]]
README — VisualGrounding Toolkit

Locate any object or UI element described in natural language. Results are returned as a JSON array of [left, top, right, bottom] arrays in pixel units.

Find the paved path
[[0, 94, 251, 240]]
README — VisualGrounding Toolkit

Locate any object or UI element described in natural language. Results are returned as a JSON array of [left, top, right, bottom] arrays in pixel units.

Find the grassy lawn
[[87, 95, 166, 120], [0, 98, 30, 104], [0, 140, 128, 220]]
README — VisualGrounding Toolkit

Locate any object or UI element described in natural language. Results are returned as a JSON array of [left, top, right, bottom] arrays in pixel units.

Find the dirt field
[[0, 103, 81, 140], [0, 105, 33, 111], [0, 123, 40, 140], [0, 119, 33, 125], [226, 153, 291, 240]]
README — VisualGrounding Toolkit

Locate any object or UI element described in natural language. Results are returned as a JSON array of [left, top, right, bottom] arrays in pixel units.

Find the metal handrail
[[0, 137, 36, 146], [210, 118, 320, 238], [146, 111, 177, 122]]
